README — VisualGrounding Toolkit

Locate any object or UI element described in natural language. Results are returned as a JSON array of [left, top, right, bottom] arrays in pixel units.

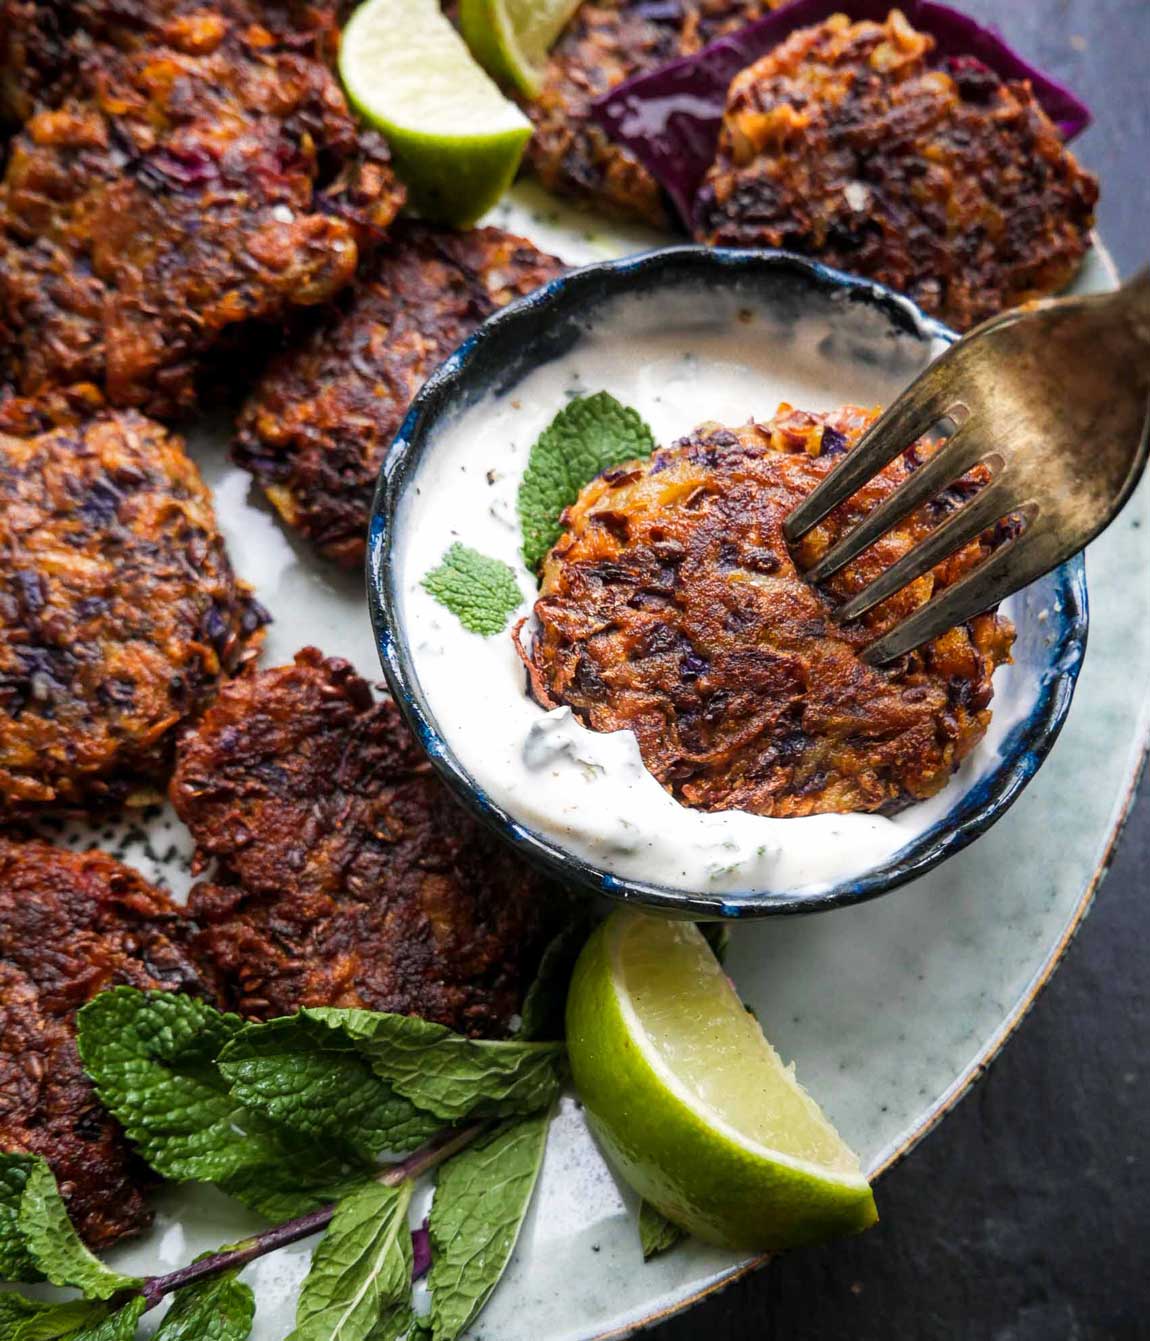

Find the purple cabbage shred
[[590, 0, 1092, 226], [412, 1222, 432, 1281]]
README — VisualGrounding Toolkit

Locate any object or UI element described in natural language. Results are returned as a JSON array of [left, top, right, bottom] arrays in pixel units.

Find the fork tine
[[802, 423, 990, 584], [861, 534, 1023, 665], [836, 479, 1012, 623], [783, 377, 956, 542]]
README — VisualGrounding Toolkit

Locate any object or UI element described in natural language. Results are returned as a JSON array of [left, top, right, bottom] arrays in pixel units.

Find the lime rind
[[339, 0, 532, 225], [566, 912, 877, 1252], [460, 0, 582, 98], [609, 925, 869, 1187]]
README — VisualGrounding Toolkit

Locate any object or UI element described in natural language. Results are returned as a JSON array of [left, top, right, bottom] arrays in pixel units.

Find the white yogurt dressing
[[396, 288, 1024, 896]]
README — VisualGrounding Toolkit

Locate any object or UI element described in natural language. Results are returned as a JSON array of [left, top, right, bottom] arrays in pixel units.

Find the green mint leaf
[[152, 1273, 255, 1341], [0, 1152, 44, 1282], [75, 989, 367, 1200], [364, 1305, 414, 1341], [518, 914, 593, 1043], [426, 1113, 550, 1341], [217, 1163, 373, 1224], [17, 1159, 140, 1299], [2, 1296, 144, 1341], [288, 1180, 413, 1341], [218, 1017, 441, 1160], [517, 391, 657, 571], [75, 989, 258, 1182], [421, 544, 523, 637], [638, 1201, 684, 1261], [305, 1008, 565, 1122]]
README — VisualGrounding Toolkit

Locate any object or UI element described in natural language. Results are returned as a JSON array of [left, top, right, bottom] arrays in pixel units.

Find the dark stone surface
[[653, 4, 1150, 1337]]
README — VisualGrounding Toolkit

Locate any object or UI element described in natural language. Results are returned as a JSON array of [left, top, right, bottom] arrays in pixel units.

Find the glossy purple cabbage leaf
[[590, 0, 1092, 226]]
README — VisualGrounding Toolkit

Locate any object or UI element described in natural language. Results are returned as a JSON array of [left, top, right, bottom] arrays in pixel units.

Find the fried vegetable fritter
[[0, 411, 265, 820], [0, 1, 403, 426], [0, 837, 217, 1248], [171, 649, 558, 1036], [693, 11, 1099, 331], [236, 224, 564, 567], [528, 405, 1015, 817], [526, 0, 773, 228]]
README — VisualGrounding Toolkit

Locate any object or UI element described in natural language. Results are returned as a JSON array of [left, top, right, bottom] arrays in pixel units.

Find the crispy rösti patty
[[527, 405, 1015, 817], [693, 11, 1098, 331], [526, 0, 773, 228], [0, 1, 402, 427], [0, 411, 265, 819], [236, 224, 564, 567], [171, 649, 558, 1035], [0, 837, 217, 1248]]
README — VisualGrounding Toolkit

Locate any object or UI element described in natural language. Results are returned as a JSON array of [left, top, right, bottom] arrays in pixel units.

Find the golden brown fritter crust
[[236, 224, 565, 567], [0, 837, 218, 1248], [527, 0, 773, 228], [0, 3, 403, 425], [171, 649, 559, 1036], [528, 405, 1015, 818], [0, 411, 265, 820], [693, 11, 1099, 331]]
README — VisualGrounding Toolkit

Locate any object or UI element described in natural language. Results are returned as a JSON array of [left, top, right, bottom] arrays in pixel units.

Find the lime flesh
[[340, 0, 532, 225], [566, 911, 877, 1252], [460, 0, 582, 97]]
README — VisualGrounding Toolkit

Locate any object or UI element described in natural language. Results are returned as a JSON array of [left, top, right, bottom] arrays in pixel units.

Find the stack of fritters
[[171, 649, 559, 1036], [0, 0, 402, 428], [526, 0, 774, 227], [528, 405, 1015, 817], [0, 838, 217, 1247], [0, 411, 264, 819], [236, 224, 564, 566], [694, 11, 1099, 330]]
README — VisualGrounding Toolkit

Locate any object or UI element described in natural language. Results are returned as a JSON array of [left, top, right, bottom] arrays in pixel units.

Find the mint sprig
[[421, 543, 523, 636], [426, 1113, 551, 1341], [1, 981, 594, 1341], [517, 391, 657, 572], [306, 1007, 565, 1122]]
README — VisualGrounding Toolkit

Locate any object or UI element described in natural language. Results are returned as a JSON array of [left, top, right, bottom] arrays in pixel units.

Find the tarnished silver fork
[[784, 270, 1150, 664]]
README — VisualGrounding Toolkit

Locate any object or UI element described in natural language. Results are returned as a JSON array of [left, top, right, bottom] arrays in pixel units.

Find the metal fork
[[784, 270, 1150, 664]]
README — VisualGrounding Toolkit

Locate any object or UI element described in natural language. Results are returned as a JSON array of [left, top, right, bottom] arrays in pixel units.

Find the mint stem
[[139, 1121, 487, 1311]]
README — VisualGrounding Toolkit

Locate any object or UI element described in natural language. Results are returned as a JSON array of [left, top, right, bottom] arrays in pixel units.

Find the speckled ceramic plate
[[25, 190, 1146, 1341]]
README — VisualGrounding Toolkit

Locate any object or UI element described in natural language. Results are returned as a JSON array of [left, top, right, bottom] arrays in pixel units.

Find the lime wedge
[[460, 0, 582, 98], [340, 0, 533, 225], [566, 910, 877, 1252]]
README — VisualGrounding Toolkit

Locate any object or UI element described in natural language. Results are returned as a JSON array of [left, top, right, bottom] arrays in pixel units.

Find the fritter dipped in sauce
[[528, 405, 1014, 818], [694, 11, 1098, 331]]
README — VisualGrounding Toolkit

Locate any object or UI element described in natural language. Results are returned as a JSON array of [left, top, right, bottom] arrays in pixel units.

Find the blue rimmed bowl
[[367, 246, 1088, 918]]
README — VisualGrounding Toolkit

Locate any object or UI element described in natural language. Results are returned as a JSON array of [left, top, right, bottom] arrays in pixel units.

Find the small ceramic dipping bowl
[[367, 247, 1087, 918]]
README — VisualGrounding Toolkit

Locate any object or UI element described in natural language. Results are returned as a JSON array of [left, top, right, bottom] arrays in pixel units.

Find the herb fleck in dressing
[[397, 291, 1023, 895]]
